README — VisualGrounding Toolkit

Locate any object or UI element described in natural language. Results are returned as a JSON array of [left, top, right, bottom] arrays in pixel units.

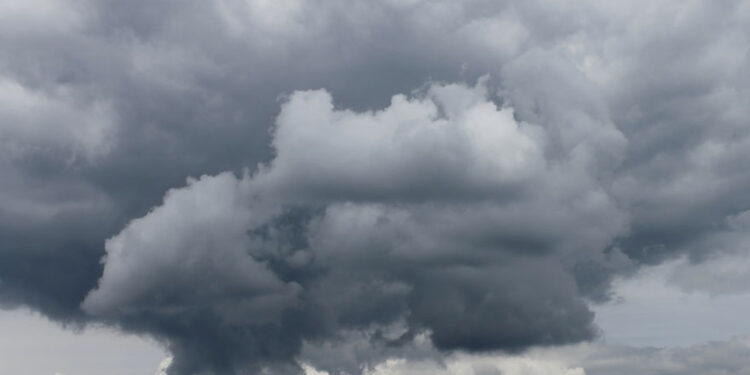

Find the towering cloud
[[81, 73, 628, 373]]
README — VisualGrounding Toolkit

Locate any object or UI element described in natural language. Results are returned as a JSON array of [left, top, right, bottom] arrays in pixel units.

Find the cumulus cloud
[[81, 71, 629, 373], [256, 82, 544, 201], [81, 172, 298, 318]]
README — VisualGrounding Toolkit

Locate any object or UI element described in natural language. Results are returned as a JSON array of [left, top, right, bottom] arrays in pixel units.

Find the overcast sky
[[2, 0, 750, 374]]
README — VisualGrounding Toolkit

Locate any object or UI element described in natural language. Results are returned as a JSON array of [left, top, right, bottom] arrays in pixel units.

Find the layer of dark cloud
[[2, 0, 750, 374]]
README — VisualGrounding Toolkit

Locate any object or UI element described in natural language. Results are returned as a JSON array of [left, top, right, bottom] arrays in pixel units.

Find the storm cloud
[[2, 0, 750, 374]]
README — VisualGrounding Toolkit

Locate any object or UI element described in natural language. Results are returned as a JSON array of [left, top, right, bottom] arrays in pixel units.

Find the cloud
[[648, 210, 750, 296], [82, 71, 628, 373], [1, 0, 750, 374], [0, 77, 115, 162], [256, 81, 545, 201], [362, 356, 585, 375], [81, 172, 299, 318], [584, 337, 750, 375], [302, 336, 750, 375], [156, 358, 173, 375]]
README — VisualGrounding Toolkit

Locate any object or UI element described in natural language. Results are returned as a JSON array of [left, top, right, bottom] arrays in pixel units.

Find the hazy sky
[[2, 0, 750, 374]]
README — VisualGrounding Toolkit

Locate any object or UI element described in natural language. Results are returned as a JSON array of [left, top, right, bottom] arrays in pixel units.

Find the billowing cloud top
[[2, 0, 750, 374]]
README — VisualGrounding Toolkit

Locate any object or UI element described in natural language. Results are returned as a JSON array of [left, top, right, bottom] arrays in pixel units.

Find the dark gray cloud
[[81, 75, 622, 373], [2, 0, 750, 374]]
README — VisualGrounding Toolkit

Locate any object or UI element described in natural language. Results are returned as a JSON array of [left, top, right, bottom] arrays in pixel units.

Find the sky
[[1, 0, 750, 374]]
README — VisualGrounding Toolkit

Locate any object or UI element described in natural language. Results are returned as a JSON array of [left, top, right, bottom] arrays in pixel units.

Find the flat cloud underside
[[2, 1, 750, 375]]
